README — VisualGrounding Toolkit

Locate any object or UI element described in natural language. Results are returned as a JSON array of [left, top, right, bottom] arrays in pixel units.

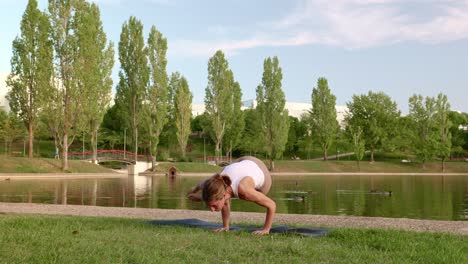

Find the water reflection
[[0, 175, 467, 220]]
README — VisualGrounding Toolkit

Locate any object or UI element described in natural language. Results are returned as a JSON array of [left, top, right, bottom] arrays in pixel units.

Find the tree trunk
[[134, 126, 138, 163], [215, 141, 221, 165], [442, 158, 445, 173], [370, 147, 375, 163], [62, 133, 68, 171], [269, 158, 274, 171], [91, 129, 97, 164], [324, 148, 328, 161], [28, 122, 33, 158]]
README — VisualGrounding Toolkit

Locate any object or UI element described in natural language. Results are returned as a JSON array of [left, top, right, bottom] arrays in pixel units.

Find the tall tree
[[160, 72, 181, 150], [408, 95, 438, 165], [116, 16, 149, 162], [222, 72, 244, 162], [350, 126, 365, 171], [239, 109, 263, 156], [256, 56, 289, 170], [434, 93, 452, 172], [309, 78, 339, 160], [48, 0, 88, 170], [204, 50, 233, 164], [73, 1, 114, 163], [174, 76, 192, 159], [144, 26, 168, 168], [345, 91, 400, 162], [6, 0, 53, 158]]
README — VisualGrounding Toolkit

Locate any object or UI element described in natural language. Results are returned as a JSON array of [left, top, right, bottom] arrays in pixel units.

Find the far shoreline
[[1, 171, 468, 180]]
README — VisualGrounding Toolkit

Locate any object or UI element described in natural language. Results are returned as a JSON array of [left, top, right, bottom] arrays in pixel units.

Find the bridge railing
[[68, 150, 152, 162]]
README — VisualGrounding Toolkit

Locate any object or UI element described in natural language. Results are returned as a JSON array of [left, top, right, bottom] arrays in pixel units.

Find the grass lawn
[[0, 157, 115, 173], [0, 215, 466, 263], [272, 160, 468, 173]]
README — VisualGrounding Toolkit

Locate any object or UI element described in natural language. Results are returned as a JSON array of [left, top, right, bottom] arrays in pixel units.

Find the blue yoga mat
[[148, 218, 330, 237]]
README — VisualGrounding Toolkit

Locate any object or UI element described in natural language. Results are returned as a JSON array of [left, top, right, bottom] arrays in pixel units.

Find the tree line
[[3, 0, 467, 171]]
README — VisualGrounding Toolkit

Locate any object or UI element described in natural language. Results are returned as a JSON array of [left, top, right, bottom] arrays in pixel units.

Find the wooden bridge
[[68, 150, 152, 164]]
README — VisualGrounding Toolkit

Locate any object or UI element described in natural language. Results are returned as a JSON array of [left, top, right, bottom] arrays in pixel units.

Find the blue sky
[[0, 0, 467, 113]]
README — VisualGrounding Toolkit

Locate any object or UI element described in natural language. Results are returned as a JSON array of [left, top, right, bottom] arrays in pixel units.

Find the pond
[[1, 174, 467, 220]]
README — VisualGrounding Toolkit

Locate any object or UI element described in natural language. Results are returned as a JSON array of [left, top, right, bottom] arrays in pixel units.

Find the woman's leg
[[234, 156, 271, 194]]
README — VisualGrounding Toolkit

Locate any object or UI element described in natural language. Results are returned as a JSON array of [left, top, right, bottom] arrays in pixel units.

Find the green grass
[[272, 160, 468, 173], [0, 156, 115, 173], [152, 161, 220, 174], [0, 215, 465, 263]]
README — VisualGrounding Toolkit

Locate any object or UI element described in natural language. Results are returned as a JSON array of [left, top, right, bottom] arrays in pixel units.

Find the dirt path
[[0, 202, 466, 236]]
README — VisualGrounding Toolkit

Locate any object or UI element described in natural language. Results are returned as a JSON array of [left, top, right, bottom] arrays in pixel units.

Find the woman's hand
[[252, 229, 270, 235]]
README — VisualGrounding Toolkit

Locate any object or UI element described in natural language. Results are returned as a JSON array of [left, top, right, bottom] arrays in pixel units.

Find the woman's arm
[[187, 179, 207, 201], [214, 199, 231, 232], [238, 178, 276, 235]]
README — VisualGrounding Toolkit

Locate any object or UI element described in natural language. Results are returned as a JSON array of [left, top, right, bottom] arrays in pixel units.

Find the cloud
[[170, 0, 468, 57]]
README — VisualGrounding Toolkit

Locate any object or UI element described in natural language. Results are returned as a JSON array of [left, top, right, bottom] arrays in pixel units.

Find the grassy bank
[[0, 215, 465, 263], [272, 160, 468, 173], [154, 160, 468, 174], [0, 156, 466, 174], [0, 156, 115, 173]]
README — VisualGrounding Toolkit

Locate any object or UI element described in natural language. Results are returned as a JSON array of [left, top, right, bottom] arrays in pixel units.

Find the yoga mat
[[148, 218, 330, 237]]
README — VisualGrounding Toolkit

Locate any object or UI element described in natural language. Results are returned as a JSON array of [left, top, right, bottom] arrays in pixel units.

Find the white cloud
[[170, 0, 468, 56]]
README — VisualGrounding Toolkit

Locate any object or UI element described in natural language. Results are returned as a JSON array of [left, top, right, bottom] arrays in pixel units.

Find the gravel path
[[1, 202, 466, 235]]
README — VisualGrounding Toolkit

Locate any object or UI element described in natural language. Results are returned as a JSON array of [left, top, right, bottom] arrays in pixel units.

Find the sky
[[0, 0, 467, 114]]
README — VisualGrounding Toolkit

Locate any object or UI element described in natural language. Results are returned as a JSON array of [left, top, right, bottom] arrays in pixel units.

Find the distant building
[[192, 99, 348, 126]]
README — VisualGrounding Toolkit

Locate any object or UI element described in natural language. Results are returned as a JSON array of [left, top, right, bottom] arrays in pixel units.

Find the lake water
[[1, 175, 467, 220]]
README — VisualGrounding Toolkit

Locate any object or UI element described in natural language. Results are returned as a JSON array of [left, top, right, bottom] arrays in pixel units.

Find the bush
[[156, 150, 169, 161]]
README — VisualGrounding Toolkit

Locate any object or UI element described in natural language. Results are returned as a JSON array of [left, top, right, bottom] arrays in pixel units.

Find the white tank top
[[220, 160, 265, 197]]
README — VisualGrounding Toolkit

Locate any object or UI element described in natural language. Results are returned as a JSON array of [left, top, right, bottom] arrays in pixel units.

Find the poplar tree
[[204, 50, 233, 164], [6, 0, 53, 158], [48, 0, 88, 170], [309, 78, 338, 160], [116, 16, 149, 162], [408, 95, 438, 166], [145, 26, 168, 168], [73, 1, 114, 163], [222, 71, 244, 162], [256, 56, 289, 170], [174, 76, 192, 159], [434, 93, 452, 172]]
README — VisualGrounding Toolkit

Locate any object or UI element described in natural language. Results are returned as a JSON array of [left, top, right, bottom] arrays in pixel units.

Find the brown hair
[[202, 174, 232, 202]]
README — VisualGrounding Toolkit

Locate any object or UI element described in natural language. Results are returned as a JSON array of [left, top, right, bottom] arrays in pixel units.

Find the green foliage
[[204, 50, 234, 161], [6, 0, 53, 158], [434, 94, 452, 170], [48, 0, 94, 169], [350, 126, 365, 171], [238, 109, 263, 156], [222, 74, 244, 160], [116, 16, 149, 159], [174, 76, 192, 158], [160, 72, 182, 149], [256, 56, 289, 170], [309, 78, 339, 160], [144, 26, 168, 164], [73, 0, 114, 162], [408, 95, 439, 164], [345, 91, 400, 162], [448, 111, 467, 157]]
